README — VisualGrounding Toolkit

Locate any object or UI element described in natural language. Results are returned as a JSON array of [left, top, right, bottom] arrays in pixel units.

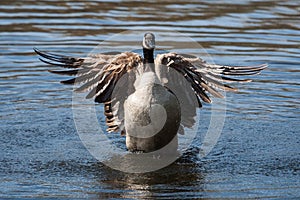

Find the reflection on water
[[0, 0, 299, 198], [94, 160, 204, 199]]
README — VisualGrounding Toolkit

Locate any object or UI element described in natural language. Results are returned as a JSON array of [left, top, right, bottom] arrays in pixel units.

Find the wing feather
[[34, 48, 84, 67], [155, 53, 267, 130], [157, 52, 267, 103], [35, 48, 143, 134]]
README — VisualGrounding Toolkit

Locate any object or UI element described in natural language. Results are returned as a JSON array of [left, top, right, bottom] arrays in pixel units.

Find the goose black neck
[[143, 48, 154, 64]]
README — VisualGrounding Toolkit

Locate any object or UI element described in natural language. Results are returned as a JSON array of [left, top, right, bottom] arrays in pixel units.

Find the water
[[1, 0, 299, 198]]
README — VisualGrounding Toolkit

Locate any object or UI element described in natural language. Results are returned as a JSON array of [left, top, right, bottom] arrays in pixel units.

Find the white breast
[[124, 71, 181, 153]]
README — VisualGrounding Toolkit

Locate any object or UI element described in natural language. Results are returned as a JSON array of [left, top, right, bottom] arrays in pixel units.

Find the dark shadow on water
[[93, 152, 205, 199]]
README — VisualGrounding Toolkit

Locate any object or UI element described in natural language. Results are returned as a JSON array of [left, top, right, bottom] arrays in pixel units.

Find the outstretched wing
[[156, 52, 267, 103], [34, 48, 143, 134], [155, 52, 267, 130]]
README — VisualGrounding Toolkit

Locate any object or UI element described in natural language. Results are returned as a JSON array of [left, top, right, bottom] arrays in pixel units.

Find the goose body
[[34, 32, 267, 153], [124, 64, 181, 152]]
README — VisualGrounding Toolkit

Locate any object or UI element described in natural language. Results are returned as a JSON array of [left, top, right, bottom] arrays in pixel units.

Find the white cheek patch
[[143, 35, 155, 49]]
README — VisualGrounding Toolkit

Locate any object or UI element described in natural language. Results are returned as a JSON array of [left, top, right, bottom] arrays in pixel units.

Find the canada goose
[[34, 32, 267, 153]]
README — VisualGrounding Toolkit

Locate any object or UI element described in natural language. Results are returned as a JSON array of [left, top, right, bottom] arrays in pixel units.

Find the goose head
[[142, 32, 155, 50]]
